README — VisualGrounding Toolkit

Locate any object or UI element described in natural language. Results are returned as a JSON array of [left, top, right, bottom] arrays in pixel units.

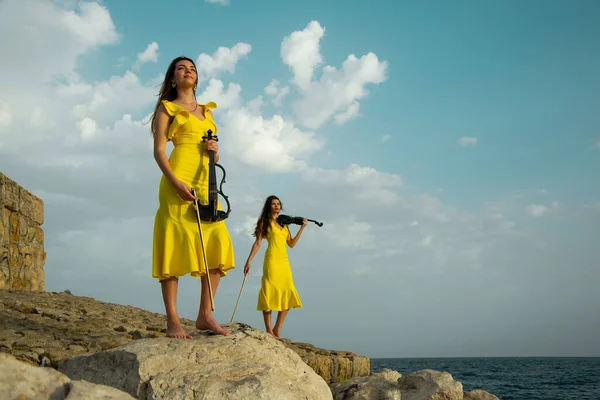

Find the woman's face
[[270, 199, 281, 214], [173, 59, 197, 88]]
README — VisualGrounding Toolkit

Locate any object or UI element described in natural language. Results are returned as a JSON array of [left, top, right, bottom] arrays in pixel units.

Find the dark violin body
[[277, 214, 323, 227], [191, 129, 231, 222]]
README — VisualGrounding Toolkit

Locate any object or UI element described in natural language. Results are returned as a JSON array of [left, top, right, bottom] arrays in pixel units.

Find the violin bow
[[229, 274, 247, 323], [192, 190, 215, 312]]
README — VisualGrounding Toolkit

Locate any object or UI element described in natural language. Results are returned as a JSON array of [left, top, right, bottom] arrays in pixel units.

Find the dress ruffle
[[161, 100, 217, 141]]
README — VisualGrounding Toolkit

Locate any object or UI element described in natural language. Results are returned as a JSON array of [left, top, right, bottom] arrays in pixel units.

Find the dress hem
[[154, 263, 235, 281]]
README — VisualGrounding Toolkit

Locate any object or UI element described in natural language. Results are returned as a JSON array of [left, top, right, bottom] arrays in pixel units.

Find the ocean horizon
[[371, 357, 600, 400]]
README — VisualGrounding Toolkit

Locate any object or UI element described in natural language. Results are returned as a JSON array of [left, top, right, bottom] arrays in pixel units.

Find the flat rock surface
[[56, 323, 333, 399], [0, 289, 369, 384]]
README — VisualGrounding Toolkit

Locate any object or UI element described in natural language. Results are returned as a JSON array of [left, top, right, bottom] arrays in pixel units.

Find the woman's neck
[[175, 88, 196, 104]]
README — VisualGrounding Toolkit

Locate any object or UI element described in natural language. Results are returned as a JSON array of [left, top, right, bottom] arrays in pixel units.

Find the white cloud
[[61, 2, 119, 46], [197, 79, 243, 111], [264, 79, 290, 107], [334, 101, 360, 125], [421, 235, 433, 246], [459, 137, 478, 146], [205, 0, 229, 4], [381, 134, 391, 143], [281, 21, 325, 91], [217, 99, 324, 172], [59, 70, 156, 124], [324, 217, 375, 250], [30, 107, 56, 132], [525, 202, 559, 218], [196, 43, 252, 83], [292, 52, 388, 129], [0, 0, 147, 159], [303, 163, 402, 188], [135, 41, 159, 67], [0, 102, 12, 128], [301, 163, 402, 206], [526, 204, 549, 217], [78, 117, 99, 140], [593, 138, 600, 149], [232, 216, 258, 237], [0, 0, 118, 86]]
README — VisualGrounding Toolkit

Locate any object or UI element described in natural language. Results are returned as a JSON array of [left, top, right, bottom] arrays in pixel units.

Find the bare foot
[[196, 316, 230, 336], [266, 327, 275, 337], [273, 327, 281, 339], [166, 321, 192, 339]]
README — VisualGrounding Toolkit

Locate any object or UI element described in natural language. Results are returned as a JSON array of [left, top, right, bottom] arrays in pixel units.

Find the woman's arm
[[243, 234, 263, 276], [153, 104, 195, 201], [287, 219, 308, 248]]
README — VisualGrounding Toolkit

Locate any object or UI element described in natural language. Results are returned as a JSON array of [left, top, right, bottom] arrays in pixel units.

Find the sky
[[1, 0, 599, 359]]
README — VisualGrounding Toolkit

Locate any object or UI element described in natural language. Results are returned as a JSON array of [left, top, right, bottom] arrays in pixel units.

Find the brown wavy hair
[[149, 56, 198, 136], [254, 195, 282, 239]]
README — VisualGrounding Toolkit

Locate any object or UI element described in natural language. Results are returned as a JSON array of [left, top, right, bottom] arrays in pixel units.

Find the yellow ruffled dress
[[257, 220, 302, 311], [152, 100, 235, 280]]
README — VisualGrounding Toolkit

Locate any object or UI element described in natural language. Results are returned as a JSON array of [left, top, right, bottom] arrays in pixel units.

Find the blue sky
[[1, 0, 599, 358], [87, 0, 600, 206]]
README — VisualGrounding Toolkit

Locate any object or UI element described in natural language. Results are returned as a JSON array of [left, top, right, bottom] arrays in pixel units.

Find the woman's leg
[[196, 269, 230, 335], [161, 277, 192, 339], [273, 309, 289, 338], [262, 310, 274, 336]]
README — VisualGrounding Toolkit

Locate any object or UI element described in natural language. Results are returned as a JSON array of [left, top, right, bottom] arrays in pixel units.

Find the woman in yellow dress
[[243, 195, 308, 338], [150, 56, 235, 338]]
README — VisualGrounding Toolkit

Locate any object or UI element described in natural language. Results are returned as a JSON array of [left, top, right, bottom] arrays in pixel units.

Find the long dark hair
[[254, 195, 282, 239], [149, 56, 199, 136]]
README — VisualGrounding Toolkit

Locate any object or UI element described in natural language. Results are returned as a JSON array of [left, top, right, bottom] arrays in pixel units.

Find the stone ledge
[[0, 290, 369, 385]]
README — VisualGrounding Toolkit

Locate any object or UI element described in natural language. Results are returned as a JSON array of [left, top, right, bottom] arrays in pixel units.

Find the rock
[[464, 389, 500, 400], [330, 368, 402, 399], [68, 380, 137, 400], [398, 369, 463, 400], [332, 368, 473, 400], [57, 322, 333, 400], [281, 339, 370, 384], [0, 289, 369, 384], [371, 368, 402, 382], [0, 352, 134, 399]]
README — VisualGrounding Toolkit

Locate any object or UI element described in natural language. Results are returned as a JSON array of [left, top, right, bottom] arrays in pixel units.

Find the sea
[[371, 357, 600, 400]]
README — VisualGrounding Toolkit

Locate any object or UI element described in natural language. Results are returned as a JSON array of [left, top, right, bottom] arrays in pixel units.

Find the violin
[[277, 214, 323, 227], [191, 129, 231, 222]]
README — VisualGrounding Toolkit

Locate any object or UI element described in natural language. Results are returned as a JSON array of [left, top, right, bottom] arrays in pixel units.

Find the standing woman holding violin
[[150, 56, 235, 338], [243, 195, 308, 339]]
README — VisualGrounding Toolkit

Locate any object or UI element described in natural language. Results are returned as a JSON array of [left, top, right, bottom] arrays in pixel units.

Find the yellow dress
[[257, 220, 302, 311], [152, 100, 235, 280]]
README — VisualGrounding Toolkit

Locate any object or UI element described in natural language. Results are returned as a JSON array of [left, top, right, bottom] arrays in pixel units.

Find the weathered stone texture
[[0, 290, 369, 386], [281, 339, 370, 384], [0, 172, 45, 291], [0, 353, 134, 399]]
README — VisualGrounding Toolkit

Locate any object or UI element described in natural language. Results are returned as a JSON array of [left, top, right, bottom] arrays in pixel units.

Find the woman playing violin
[[150, 56, 235, 338], [243, 195, 308, 338]]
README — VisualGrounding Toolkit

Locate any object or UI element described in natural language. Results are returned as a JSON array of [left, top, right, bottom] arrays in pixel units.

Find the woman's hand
[[173, 179, 196, 201], [243, 262, 251, 276], [302, 218, 308, 227], [205, 139, 219, 154]]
